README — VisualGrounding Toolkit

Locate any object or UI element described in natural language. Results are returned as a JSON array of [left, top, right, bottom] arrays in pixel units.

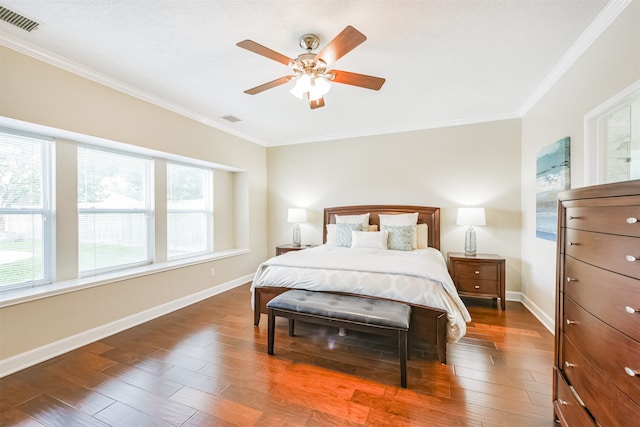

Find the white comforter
[[251, 245, 471, 342]]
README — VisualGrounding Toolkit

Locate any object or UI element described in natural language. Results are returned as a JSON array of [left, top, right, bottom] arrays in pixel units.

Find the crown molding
[[519, 0, 633, 116], [0, 31, 267, 147]]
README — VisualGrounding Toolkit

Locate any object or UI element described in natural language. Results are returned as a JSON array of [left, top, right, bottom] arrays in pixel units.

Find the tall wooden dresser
[[554, 180, 640, 427]]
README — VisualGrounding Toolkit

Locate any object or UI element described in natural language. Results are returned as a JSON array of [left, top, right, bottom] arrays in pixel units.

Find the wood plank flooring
[[0, 284, 556, 426]]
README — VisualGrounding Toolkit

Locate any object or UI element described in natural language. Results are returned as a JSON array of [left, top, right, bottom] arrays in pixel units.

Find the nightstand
[[448, 252, 506, 310], [275, 244, 316, 256]]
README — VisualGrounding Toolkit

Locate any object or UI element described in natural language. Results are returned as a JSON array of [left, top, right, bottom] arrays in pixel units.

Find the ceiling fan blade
[[236, 40, 293, 66], [314, 26, 366, 65], [244, 76, 294, 95], [328, 70, 385, 90], [308, 95, 325, 109]]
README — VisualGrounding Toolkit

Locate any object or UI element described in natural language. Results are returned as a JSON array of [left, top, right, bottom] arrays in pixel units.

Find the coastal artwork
[[536, 137, 571, 241]]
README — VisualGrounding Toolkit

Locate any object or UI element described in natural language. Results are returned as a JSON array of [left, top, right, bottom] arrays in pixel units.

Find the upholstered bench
[[266, 289, 412, 388]]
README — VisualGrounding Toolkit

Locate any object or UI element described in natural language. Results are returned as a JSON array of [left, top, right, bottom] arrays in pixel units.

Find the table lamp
[[456, 207, 486, 255], [287, 208, 308, 246]]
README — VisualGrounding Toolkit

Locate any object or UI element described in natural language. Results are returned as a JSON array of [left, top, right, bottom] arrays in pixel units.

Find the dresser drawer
[[563, 337, 640, 427], [454, 262, 498, 280], [564, 297, 640, 401], [564, 204, 640, 237], [564, 256, 640, 342], [554, 368, 595, 427], [565, 229, 640, 279], [456, 278, 498, 295]]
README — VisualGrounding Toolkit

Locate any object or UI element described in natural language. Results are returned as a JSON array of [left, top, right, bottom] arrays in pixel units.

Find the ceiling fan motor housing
[[298, 34, 320, 51]]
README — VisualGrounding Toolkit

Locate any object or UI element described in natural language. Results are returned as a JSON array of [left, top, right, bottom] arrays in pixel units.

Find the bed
[[251, 205, 471, 364]]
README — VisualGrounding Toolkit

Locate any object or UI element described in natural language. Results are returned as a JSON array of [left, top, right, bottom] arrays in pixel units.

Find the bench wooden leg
[[268, 309, 275, 355], [399, 330, 407, 388], [288, 318, 295, 336]]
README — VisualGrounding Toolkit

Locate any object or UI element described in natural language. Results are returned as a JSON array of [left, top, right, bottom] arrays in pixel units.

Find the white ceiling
[[0, 0, 620, 147]]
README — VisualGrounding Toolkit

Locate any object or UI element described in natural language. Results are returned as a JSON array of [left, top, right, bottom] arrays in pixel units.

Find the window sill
[[0, 249, 249, 308]]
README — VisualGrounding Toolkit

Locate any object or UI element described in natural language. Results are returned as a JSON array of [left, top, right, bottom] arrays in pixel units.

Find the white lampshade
[[287, 208, 308, 223], [456, 207, 486, 226]]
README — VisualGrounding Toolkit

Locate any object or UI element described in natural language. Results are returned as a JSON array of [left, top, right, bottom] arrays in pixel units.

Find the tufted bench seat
[[267, 289, 412, 388]]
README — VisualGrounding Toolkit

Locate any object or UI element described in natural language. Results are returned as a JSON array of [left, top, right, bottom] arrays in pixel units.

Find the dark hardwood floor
[[0, 284, 556, 426]]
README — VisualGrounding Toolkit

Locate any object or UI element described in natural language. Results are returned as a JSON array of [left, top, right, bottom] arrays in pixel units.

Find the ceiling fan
[[237, 26, 385, 109]]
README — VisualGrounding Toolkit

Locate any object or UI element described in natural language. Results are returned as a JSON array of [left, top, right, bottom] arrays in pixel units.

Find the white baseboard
[[506, 291, 555, 334], [0, 275, 253, 378]]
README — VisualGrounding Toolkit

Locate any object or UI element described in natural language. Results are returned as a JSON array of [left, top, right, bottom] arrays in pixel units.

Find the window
[[0, 130, 53, 291], [78, 146, 152, 276], [167, 162, 212, 259], [604, 98, 640, 183], [585, 82, 640, 185]]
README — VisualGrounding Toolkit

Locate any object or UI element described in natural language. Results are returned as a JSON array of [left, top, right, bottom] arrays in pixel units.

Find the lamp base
[[464, 226, 477, 256], [292, 223, 301, 246]]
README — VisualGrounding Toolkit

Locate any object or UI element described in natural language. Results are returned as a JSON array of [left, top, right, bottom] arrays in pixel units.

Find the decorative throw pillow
[[382, 225, 413, 251], [351, 230, 388, 249], [379, 213, 419, 249], [335, 223, 362, 247]]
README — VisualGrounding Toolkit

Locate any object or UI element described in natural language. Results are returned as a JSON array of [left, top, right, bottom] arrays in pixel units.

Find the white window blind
[[0, 130, 52, 291], [78, 146, 152, 276], [167, 162, 212, 259]]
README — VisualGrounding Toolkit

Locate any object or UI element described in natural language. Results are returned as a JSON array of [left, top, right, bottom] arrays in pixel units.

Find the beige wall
[[0, 46, 268, 361], [520, 2, 640, 320], [267, 119, 523, 293]]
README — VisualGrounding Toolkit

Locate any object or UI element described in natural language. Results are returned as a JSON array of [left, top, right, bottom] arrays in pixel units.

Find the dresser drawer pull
[[474, 285, 480, 289], [558, 399, 569, 406], [624, 367, 639, 377], [626, 255, 638, 262], [474, 271, 480, 274], [566, 319, 577, 325], [627, 217, 638, 224], [566, 277, 578, 283], [568, 216, 580, 220], [625, 306, 639, 314], [564, 361, 575, 368], [568, 241, 579, 246]]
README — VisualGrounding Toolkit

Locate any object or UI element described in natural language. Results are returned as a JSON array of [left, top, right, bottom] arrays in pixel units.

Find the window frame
[[166, 161, 214, 260], [0, 129, 54, 291], [77, 144, 154, 277]]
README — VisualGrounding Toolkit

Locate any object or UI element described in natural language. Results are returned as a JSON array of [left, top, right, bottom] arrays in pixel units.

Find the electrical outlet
[[210, 268, 216, 277]]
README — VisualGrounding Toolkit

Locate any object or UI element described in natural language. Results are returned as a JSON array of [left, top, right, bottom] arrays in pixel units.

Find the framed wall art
[[536, 137, 571, 241]]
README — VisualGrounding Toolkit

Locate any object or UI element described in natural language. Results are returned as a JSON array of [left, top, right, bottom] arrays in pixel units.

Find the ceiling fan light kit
[[237, 26, 385, 109]]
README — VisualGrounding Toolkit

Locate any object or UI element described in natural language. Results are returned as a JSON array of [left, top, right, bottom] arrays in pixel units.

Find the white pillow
[[379, 213, 419, 249], [351, 230, 388, 249], [336, 213, 370, 228], [416, 223, 429, 249]]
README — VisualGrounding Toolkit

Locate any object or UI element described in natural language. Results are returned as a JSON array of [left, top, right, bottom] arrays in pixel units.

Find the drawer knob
[[624, 367, 639, 377], [568, 241, 579, 246], [569, 215, 581, 220], [558, 399, 569, 406], [566, 319, 577, 325], [564, 361, 575, 368], [474, 271, 480, 274], [626, 255, 638, 262], [627, 217, 638, 224], [566, 277, 578, 283], [625, 306, 639, 314], [474, 285, 480, 289]]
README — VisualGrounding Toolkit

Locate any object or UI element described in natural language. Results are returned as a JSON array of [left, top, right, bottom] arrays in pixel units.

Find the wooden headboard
[[323, 205, 441, 250]]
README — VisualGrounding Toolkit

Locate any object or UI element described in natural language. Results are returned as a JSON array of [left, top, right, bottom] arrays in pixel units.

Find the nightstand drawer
[[456, 278, 498, 295], [454, 263, 498, 280]]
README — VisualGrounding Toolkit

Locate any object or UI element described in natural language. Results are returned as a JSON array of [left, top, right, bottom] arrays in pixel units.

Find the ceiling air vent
[[0, 6, 40, 32], [221, 115, 242, 123]]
